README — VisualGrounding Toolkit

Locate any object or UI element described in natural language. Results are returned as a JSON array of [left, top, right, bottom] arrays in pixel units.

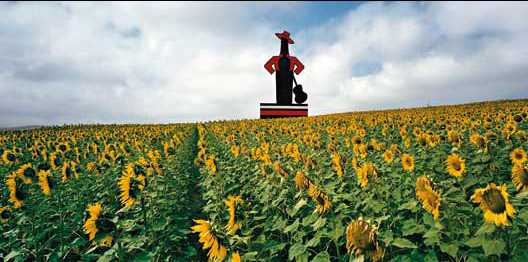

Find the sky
[[1, 1, 528, 127]]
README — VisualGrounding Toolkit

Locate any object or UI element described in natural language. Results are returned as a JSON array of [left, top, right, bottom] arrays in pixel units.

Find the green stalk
[[141, 193, 148, 235]]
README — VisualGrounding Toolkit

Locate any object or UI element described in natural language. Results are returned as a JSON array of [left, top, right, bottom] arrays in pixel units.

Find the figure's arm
[[264, 56, 279, 74], [289, 56, 305, 75]]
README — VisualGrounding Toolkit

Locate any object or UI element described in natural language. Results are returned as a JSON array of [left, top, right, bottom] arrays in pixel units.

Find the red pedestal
[[260, 103, 308, 119]]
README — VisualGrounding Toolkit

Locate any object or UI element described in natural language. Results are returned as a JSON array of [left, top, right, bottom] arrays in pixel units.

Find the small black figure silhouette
[[264, 31, 305, 105], [293, 76, 307, 104]]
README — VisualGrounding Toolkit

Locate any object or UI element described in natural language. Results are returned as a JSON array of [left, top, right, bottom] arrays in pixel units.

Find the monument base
[[260, 103, 308, 119]]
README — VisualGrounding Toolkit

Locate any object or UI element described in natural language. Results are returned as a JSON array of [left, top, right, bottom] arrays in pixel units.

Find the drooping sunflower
[[83, 203, 114, 246], [117, 168, 145, 207], [402, 154, 414, 172], [383, 150, 394, 163], [446, 154, 465, 178], [512, 164, 528, 192], [1, 206, 12, 224], [346, 219, 383, 262], [470, 183, 515, 226], [38, 170, 53, 196], [415, 176, 441, 219], [17, 163, 36, 184], [2, 150, 16, 164], [6, 172, 25, 208], [357, 165, 368, 188], [191, 220, 228, 261], [224, 196, 244, 234], [510, 148, 527, 165], [294, 170, 309, 190]]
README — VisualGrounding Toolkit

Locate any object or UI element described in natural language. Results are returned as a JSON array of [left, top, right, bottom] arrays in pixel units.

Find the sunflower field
[[2, 99, 528, 261]]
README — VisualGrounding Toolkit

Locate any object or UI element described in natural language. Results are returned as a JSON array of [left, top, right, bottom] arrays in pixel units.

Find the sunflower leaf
[[475, 223, 495, 236], [392, 237, 418, 249], [440, 243, 459, 258], [311, 251, 331, 262], [288, 242, 306, 260], [482, 239, 505, 256]]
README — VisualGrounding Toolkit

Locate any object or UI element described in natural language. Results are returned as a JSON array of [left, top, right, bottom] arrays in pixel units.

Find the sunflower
[[295, 170, 309, 190], [402, 154, 414, 172], [332, 154, 343, 179], [2, 150, 16, 164], [38, 170, 53, 196], [50, 153, 60, 170], [83, 203, 114, 246], [471, 183, 515, 226], [117, 168, 145, 207], [224, 196, 244, 234], [1, 206, 11, 224], [512, 164, 528, 192], [61, 161, 79, 181], [510, 148, 527, 165], [56, 142, 71, 154], [416, 176, 441, 219], [6, 172, 24, 208], [382, 150, 393, 164], [17, 164, 36, 184], [470, 133, 486, 149], [446, 154, 465, 178], [191, 220, 228, 261], [232, 252, 241, 262], [357, 165, 368, 188], [346, 219, 383, 262]]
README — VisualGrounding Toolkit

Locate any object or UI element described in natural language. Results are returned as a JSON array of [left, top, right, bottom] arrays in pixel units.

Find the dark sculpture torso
[[276, 39, 294, 104]]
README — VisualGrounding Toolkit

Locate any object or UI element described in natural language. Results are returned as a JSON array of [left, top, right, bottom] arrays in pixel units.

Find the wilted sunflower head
[[510, 148, 527, 165], [346, 219, 383, 262], [470, 183, 515, 226]]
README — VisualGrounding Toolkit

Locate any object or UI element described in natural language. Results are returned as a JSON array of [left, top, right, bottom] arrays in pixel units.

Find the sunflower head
[[446, 154, 465, 178], [346, 219, 383, 262], [118, 168, 145, 207], [83, 203, 115, 246], [384, 150, 394, 163], [191, 220, 228, 262], [402, 154, 415, 172], [510, 148, 527, 165], [2, 150, 17, 164], [17, 164, 36, 184], [470, 183, 515, 226], [38, 170, 53, 196], [512, 164, 528, 192], [416, 176, 441, 219], [1, 206, 11, 224]]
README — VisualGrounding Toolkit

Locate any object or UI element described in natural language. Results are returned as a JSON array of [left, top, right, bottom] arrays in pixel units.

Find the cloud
[[0, 1, 527, 127]]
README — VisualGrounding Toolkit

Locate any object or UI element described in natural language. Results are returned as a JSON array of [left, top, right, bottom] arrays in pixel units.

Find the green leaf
[[288, 242, 306, 260], [311, 251, 330, 262], [306, 235, 320, 247], [398, 200, 417, 211], [284, 218, 300, 233], [424, 250, 439, 262], [475, 223, 495, 236], [440, 244, 459, 258], [241, 252, 258, 260], [290, 199, 307, 216], [4, 250, 21, 262], [465, 236, 484, 247], [517, 207, 528, 222], [482, 239, 505, 257], [392, 238, 418, 249], [131, 252, 154, 262], [312, 217, 326, 230]]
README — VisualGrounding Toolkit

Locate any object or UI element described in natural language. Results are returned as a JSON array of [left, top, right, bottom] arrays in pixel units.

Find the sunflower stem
[[141, 193, 148, 235]]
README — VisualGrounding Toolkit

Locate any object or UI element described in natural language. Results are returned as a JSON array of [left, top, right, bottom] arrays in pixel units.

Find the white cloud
[[0, 1, 527, 127]]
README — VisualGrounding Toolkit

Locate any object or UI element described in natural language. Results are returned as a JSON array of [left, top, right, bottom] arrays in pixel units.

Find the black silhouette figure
[[264, 31, 306, 104]]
